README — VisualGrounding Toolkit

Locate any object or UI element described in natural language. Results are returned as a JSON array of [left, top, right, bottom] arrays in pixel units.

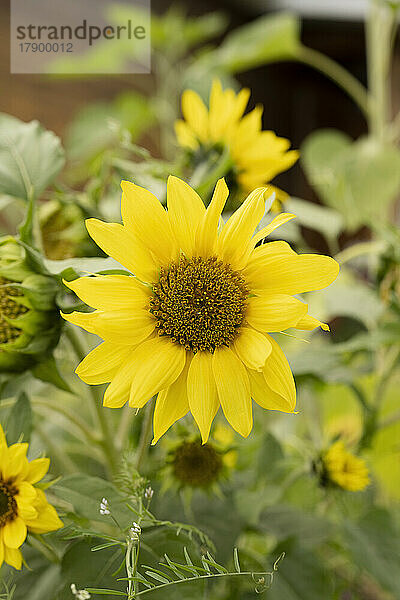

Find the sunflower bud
[[40, 198, 97, 260], [0, 237, 61, 373]]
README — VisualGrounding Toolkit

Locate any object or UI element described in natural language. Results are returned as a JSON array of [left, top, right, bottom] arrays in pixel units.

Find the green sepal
[[31, 355, 72, 393]]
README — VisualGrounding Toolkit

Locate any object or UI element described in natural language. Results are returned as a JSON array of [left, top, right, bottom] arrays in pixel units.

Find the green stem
[[33, 398, 99, 443], [366, 0, 395, 140], [117, 406, 137, 451], [65, 325, 119, 478], [135, 400, 154, 472], [296, 46, 370, 120], [28, 534, 60, 564], [34, 421, 77, 474]]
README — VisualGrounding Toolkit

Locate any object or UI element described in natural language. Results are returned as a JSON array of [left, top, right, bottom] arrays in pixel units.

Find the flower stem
[[65, 325, 119, 478], [296, 45, 370, 120], [135, 400, 154, 472]]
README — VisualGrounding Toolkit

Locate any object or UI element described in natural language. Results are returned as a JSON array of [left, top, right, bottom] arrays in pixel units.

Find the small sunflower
[[62, 176, 339, 443], [320, 441, 370, 492], [0, 425, 63, 569], [175, 79, 299, 200]]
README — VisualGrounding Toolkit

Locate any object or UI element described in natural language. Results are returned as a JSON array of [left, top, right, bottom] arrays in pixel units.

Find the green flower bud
[[0, 237, 61, 373], [40, 198, 99, 260]]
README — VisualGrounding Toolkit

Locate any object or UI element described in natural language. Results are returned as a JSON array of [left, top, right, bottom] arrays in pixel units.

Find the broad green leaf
[[343, 509, 400, 596], [6, 392, 32, 444], [285, 196, 344, 241], [267, 545, 333, 600], [209, 13, 301, 73], [0, 113, 65, 201], [301, 129, 400, 230], [260, 506, 332, 547], [52, 475, 133, 526]]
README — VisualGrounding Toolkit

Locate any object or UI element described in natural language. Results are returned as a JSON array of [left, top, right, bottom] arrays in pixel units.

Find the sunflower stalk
[[64, 325, 119, 478]]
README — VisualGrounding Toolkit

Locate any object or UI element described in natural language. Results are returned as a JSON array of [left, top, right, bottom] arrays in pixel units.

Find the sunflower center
[[0, 482, 17, 526], [150, 256, 248, 353], [0, 276, 28, 344], [172, 441, 223, 488]]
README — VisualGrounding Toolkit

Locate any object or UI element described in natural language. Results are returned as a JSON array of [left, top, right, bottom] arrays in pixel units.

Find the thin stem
[[117, 406, 137, 451], [366, 0, 395, 140], [296, 46, 369, 120], [34, 421, 77, 474], [65, 325, 119, 478], [135, 400, 154, 472], [28, 534, 60, 564], [33, 398, 99, 443]]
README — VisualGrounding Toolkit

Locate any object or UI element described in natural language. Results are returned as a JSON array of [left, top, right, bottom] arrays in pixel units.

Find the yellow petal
[[26, 505, 63, 534], [175, 119, 199, 150], [182, 90, 209, 141], [129, 337, 186, 408], [120, 180, 178, 264], [16, 481, 36, 503], [250, 213, 296, 248], [4, 546, 22, 570], [3, 517, 27, 549], [244, 250, 339, 295], [25, 457, 50, 484], [263, 335, 296, 410], [1, 444, 29, 481], [234, 327, 272, 371], [187, 351, 219, 443], [0, 538, 4, 569], [152, 358, 191, 444], [75, 341, 132, 385], [246, 294, 308, 332], [195, 178, 229, 257], [16, 497, 37, 521], [167, 176, 205, 256], [103, 354, 136, 408], [0, 424, 6, 447], [86, 219, 159, 282], [295, 314, 330, 332], [61, 309, 155, 346], [212, 346, 252, 437], [218, 187, 268, 270], [248, 369, 294, 412], [63, 275, 150, 311]]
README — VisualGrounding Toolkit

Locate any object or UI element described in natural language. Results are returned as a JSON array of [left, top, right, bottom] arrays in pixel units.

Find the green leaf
[[284, 196, 344, 242], [6, 392, 32, 444], [343, 509, 400, 597], [52, 475, 133, 527], [31, 356, 72, 393], [0, 113, 65, 201], [44, 256, 125, 279], [267, 545, 333, 599], [301, 129, 400, 230], [209, 12, 301, 73]]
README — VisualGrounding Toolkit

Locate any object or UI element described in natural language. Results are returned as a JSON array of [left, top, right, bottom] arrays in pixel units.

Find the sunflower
[[62, 176, 339, 444], [175, 79, 299, 200], [321, 441, 370, 492], [0, 425, 63, 569]]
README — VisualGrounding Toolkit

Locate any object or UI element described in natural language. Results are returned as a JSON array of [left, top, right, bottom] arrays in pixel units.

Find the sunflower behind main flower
[[175, 80, 299, 198], [62, 176, 339, 444]]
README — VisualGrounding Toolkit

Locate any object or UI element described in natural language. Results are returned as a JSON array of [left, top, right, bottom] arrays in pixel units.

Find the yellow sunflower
[[62, 177, 339, 444], [175, 79, 299, 197], [0, 425, 63, 569], [322, 441, 370, 492]]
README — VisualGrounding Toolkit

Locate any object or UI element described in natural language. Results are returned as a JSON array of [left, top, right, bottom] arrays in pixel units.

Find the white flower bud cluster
[[99, 497, 110, 515], [129, 521, 141, 541], [71, 583, 91, 599], [144, 486, 154, 500]]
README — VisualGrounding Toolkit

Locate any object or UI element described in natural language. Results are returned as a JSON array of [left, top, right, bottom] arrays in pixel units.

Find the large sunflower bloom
[[62, 177, 339, 443], [175, 79, 299, 195], [0, 425, 63, 569]]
